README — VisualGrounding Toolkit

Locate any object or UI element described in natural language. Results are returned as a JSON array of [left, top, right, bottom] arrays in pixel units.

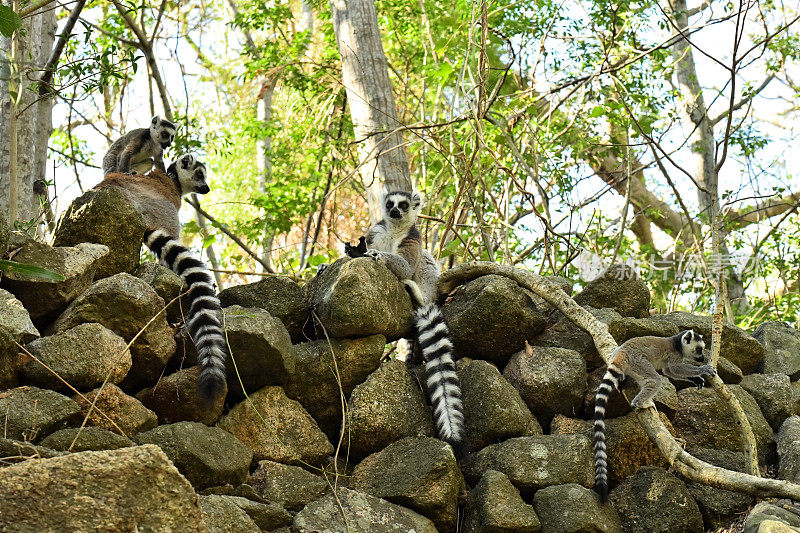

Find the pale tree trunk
[[0, 1, 56, 232], [330, 0, 412, 222], [257, 78, 276, 272], [668, 0, 748, 312]]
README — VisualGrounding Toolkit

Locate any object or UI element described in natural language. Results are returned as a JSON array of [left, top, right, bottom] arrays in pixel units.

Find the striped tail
[[594, 364, 624, 502], [404, 280, 467, 459], [144, 229, 227, 402]]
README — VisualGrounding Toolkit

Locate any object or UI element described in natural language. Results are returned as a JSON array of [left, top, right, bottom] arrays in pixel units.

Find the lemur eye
[[386, 202, 392, 208], [399, 202, 408, 209]]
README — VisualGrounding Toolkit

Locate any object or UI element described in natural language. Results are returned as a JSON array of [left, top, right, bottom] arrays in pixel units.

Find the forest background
[[1, 0, 799, 328]]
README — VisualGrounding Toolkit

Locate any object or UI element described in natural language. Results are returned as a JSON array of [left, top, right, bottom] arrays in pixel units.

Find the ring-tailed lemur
[[346, 190, 467, 458], [593, 329, 714, 501], [102, 116, 176, 176], [95, 154, 226, 402]]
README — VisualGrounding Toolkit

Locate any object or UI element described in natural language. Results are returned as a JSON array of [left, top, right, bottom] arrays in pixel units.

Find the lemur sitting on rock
[[95, 155, 227, 403], [346, 191, 467, 458]]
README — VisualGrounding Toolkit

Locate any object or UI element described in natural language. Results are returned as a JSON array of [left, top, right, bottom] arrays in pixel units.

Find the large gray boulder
[[350, 437, 466, 532], [49, 273, 176, 390], [534, 483, 621, 533], [574, 264, 651, 318], [224, 495, 292, 531], [533, 307, 624, 370], [0, 289, 39, 389], [0, 445, 206, 531], [754, 321, 800, 379], [72, 383, 157, 436], [247, 460, 328, 511], [135, 421, 253, 490], [672, 385, 775, 464], [740, 373, 798, 431], [133, 262, 188, 324], [458, 358, 542, 452], [778, 416, 800, 484], [1, 233, 108, 323], [217, 386, 333, 466], [683, 447, 754, 529], [219, 276, 309, 342], [222, 305, 296, 396], [39, 427, 135, 452], [0, 386, 81, 442], [657, 311, 764, 374], [0, 288, 39, 343], [346, 359, 435, 458], [53, 185, 146, 279], [0, 438, 63, 465], [0, 326, 20, 389], [22, 323, 131, 392], [284, 335, 386, 437], [503, 344, 586, 429], [743, 501, 800, 533], [463, 469, 541, 533], [551, 412, 671, 487], [464, 434, 594, 496], [609, 467, 703, 533], [442, 275, 547, 365], [306, 257, 412, 340], [292, 487, 438, 533], [199, 494, 260, 533], [137, 366, 226, 425]]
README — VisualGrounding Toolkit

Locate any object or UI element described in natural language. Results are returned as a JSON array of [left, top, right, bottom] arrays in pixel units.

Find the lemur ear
[[411, 191, 422, 208], [151, 116, 160, 125], [180, 154, 194, 169], [682, 331, 692, 344]]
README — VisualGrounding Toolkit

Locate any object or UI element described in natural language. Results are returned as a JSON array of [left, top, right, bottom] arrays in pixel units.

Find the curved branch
[[439, 262, 800, 499]]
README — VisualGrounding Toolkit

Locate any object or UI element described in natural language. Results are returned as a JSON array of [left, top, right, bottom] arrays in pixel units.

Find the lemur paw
[[699, 365, 717, 378], [363, 249, 382, 260], [317, 263, 329, 275], [630, 398, 656, 410]]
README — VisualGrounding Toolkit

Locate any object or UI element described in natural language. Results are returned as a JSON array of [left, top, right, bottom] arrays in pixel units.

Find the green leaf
[[0, 5, 21, 38], [589, 106, 604, 118], [0, 260, 65, 282]]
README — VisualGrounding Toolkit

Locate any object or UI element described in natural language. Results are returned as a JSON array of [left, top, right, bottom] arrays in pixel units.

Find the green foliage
[[0, 5, 21, 37], [0, 260, 65, 282]]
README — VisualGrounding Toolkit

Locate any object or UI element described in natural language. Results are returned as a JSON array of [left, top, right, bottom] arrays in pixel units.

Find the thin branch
[[38, 0, 87, 96], [185, 197, 275, 274]]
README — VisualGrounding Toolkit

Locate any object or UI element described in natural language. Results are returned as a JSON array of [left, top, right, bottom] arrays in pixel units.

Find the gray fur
[[103, 115, 176, 175]]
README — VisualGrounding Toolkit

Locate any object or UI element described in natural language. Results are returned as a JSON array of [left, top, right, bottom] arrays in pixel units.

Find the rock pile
[[0, 196, 797, 531]]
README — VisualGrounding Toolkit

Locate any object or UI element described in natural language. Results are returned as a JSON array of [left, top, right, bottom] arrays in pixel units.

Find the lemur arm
[[662, 362, 716, 383], [117, 142, 138, 174], [153, 151, 167, 173]]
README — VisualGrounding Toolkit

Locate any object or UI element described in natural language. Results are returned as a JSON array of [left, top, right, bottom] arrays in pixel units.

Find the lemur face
[[174, 154, 210, 196], [681, 329, 706, 363], [150, 116, 176, 150], [383, 191, 422, 222]]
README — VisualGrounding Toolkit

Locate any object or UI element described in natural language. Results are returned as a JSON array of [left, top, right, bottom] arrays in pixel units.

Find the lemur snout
[[389, 209, 402, 219], [196, 184, 210, 194]]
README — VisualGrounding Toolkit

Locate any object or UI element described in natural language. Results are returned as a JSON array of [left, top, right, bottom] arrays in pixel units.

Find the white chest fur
[[371, 225, 409, 254]]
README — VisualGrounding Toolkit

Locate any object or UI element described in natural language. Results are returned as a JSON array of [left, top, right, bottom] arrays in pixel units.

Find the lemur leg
[[366, 251, 416, 280], [629, 365, 662, 409], [153, 153, 167, 173]]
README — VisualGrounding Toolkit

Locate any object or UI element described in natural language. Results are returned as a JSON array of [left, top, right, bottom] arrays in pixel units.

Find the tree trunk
[[330, 0, 412, 222], [0, 1, 56, 231], [668, 0, 748, 312]]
